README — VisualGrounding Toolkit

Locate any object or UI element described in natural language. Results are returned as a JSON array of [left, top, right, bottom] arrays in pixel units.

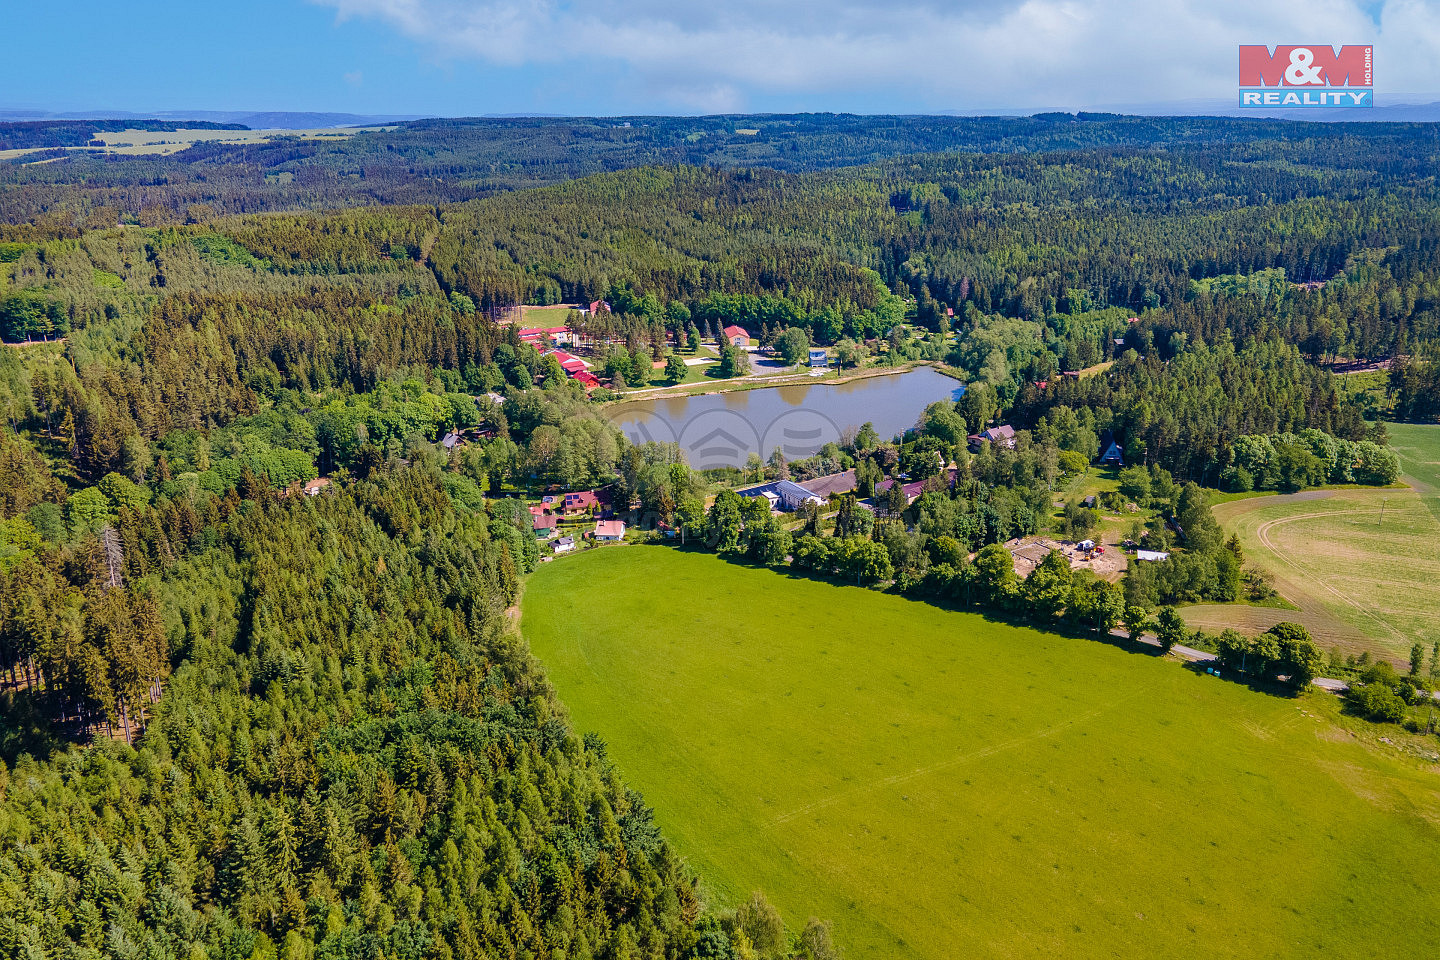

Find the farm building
[[594, 520, 626, 541], [518, 325, 570, 345], [738, 480, 824, 512], [722, 325, 751, 347], [797, 470, 857, 499]]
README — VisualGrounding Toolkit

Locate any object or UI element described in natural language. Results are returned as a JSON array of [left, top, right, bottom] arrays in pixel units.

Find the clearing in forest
[[1191, 424, 1440, 664], [523, 547, 1440, 960]]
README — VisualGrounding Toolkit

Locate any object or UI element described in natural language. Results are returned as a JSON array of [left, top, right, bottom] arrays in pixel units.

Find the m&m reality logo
[[1238, 45, 1373, 108]]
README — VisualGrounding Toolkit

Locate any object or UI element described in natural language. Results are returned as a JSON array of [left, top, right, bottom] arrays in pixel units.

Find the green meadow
[[523, 547, 1440, 960], [1190, 424, 1440, 663]]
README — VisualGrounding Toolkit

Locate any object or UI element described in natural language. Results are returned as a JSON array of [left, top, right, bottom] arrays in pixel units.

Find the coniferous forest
[[2, 112, 1439, 960]]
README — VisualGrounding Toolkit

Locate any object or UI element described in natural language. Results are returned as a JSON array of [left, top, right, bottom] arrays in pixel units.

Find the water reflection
[[606, 367, 965, 469]]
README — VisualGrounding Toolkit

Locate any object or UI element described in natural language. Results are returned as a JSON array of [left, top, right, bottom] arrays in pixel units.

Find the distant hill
[[0, 109, 423, 129], [0, 118, 246, 151]]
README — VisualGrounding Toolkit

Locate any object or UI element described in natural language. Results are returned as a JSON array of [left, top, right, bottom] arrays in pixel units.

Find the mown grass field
[[523, 547, 1440, 960], [1192, 424, 1440, 663]]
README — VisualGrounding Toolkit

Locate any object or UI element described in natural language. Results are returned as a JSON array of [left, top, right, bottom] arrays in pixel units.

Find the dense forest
[[2, 113, 1439, 960]]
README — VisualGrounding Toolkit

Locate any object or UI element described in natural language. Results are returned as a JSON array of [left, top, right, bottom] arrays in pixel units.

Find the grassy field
[[1191, 424, 1440, 664], [0, 127, 377, 162], [523, 547, 1440, 960]]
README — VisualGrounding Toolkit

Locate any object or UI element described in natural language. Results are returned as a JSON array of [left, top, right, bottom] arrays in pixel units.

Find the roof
[[563, 491, 600, 510], [982, 425, 1016, 442], [1136, 549, 1170, 562], [518, 326, 569, 340], [797, 470, 857, 498], [594, 520, 626, 538], [441, 431, 464, 449], [555, 536, 575, 547], [303, 477, 331, 493], [533, 513, 557, 530], [875, 478, 926, 501], [722, 324, 749, 339]]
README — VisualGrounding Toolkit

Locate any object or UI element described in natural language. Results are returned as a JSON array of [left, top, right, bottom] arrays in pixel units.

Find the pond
[[604, 366, 965, 469]]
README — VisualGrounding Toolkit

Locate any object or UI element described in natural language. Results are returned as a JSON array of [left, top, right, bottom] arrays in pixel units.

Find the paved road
[[1108, 626, 1356, 693]]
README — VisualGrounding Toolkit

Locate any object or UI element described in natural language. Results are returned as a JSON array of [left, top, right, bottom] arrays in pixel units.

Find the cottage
[[533, 513, 557, 538], [967, 424, 1016, 451], [552, 536, 576, 554], [1098, 435, 1124, 467], [562, 490, 600, 516], [441, 431, 466, 451], [594, 519, 626, 541], [302, 477, 332, 497], [874, 478, 927, 507], [722, 324, 750, 347], [808, 347, 828, 367], [587, 300, 611, 315]]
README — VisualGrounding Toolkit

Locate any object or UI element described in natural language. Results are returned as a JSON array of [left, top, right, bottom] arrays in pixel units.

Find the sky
[[4, 0, 1438, 116]]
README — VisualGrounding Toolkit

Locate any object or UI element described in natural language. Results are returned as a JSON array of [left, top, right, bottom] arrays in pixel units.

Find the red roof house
[[722, 325, 750, 346], [594, 519, 626, 541], [562, 491, 600, 516]]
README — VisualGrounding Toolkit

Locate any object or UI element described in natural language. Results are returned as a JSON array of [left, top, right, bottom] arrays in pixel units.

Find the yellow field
[[0, 126, 387, 162]]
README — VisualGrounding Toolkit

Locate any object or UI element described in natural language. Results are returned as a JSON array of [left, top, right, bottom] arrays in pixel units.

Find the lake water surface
[[605, 366, 965, 469]]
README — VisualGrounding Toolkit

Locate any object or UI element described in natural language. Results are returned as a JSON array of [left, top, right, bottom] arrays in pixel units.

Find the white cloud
[[313, 0, 1436, 111]]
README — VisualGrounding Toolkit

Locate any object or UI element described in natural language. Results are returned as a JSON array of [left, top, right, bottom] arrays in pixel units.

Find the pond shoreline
[[600, 359, 964, 407]]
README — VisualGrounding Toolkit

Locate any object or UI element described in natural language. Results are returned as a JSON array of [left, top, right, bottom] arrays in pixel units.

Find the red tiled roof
[[722, 325, 749, 340]]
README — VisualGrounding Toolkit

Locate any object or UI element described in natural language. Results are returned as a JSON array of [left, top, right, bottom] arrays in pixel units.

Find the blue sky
[[5, 0, 1436, 116]]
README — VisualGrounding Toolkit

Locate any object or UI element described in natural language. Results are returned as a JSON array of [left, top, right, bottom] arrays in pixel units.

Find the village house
[[533, 512, 558, 538], [1098, 434, 1125, 467], [873, 478, 927, 507], [302, 477, 331, 496], [967, 424, 1017, 451], [561, 490, 601, 517], [809, 347, 829, 367], [594, 519, 626, 541], [552, 536, 576, 554], [722, 324, 750, 347]]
